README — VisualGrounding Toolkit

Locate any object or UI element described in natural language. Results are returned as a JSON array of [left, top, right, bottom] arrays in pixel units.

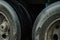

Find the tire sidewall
[[32, 1, 60, 40]]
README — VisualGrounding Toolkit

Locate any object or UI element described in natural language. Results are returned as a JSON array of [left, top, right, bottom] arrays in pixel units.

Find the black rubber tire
[[5, 0, 32, 40], [32, 1, 60, 40], [0, 0, 21, 40]]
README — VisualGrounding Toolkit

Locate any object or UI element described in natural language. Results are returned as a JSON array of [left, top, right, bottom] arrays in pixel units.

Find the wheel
[[0, 0, 21, 40], [32, 1, 60, 40]]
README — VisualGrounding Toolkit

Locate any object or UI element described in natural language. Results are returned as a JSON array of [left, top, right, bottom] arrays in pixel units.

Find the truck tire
[[0, 0, 21, 40], [32, 1, 60, 40]]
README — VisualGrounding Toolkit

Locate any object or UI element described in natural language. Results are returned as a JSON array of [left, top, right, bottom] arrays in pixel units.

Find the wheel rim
[[0, 12, 10, 40], [45, 18, 60, 40]]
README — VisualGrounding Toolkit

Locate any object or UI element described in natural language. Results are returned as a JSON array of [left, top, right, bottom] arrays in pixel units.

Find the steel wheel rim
[[45, 18, 60, 40], [0, 11, 10, 40]]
